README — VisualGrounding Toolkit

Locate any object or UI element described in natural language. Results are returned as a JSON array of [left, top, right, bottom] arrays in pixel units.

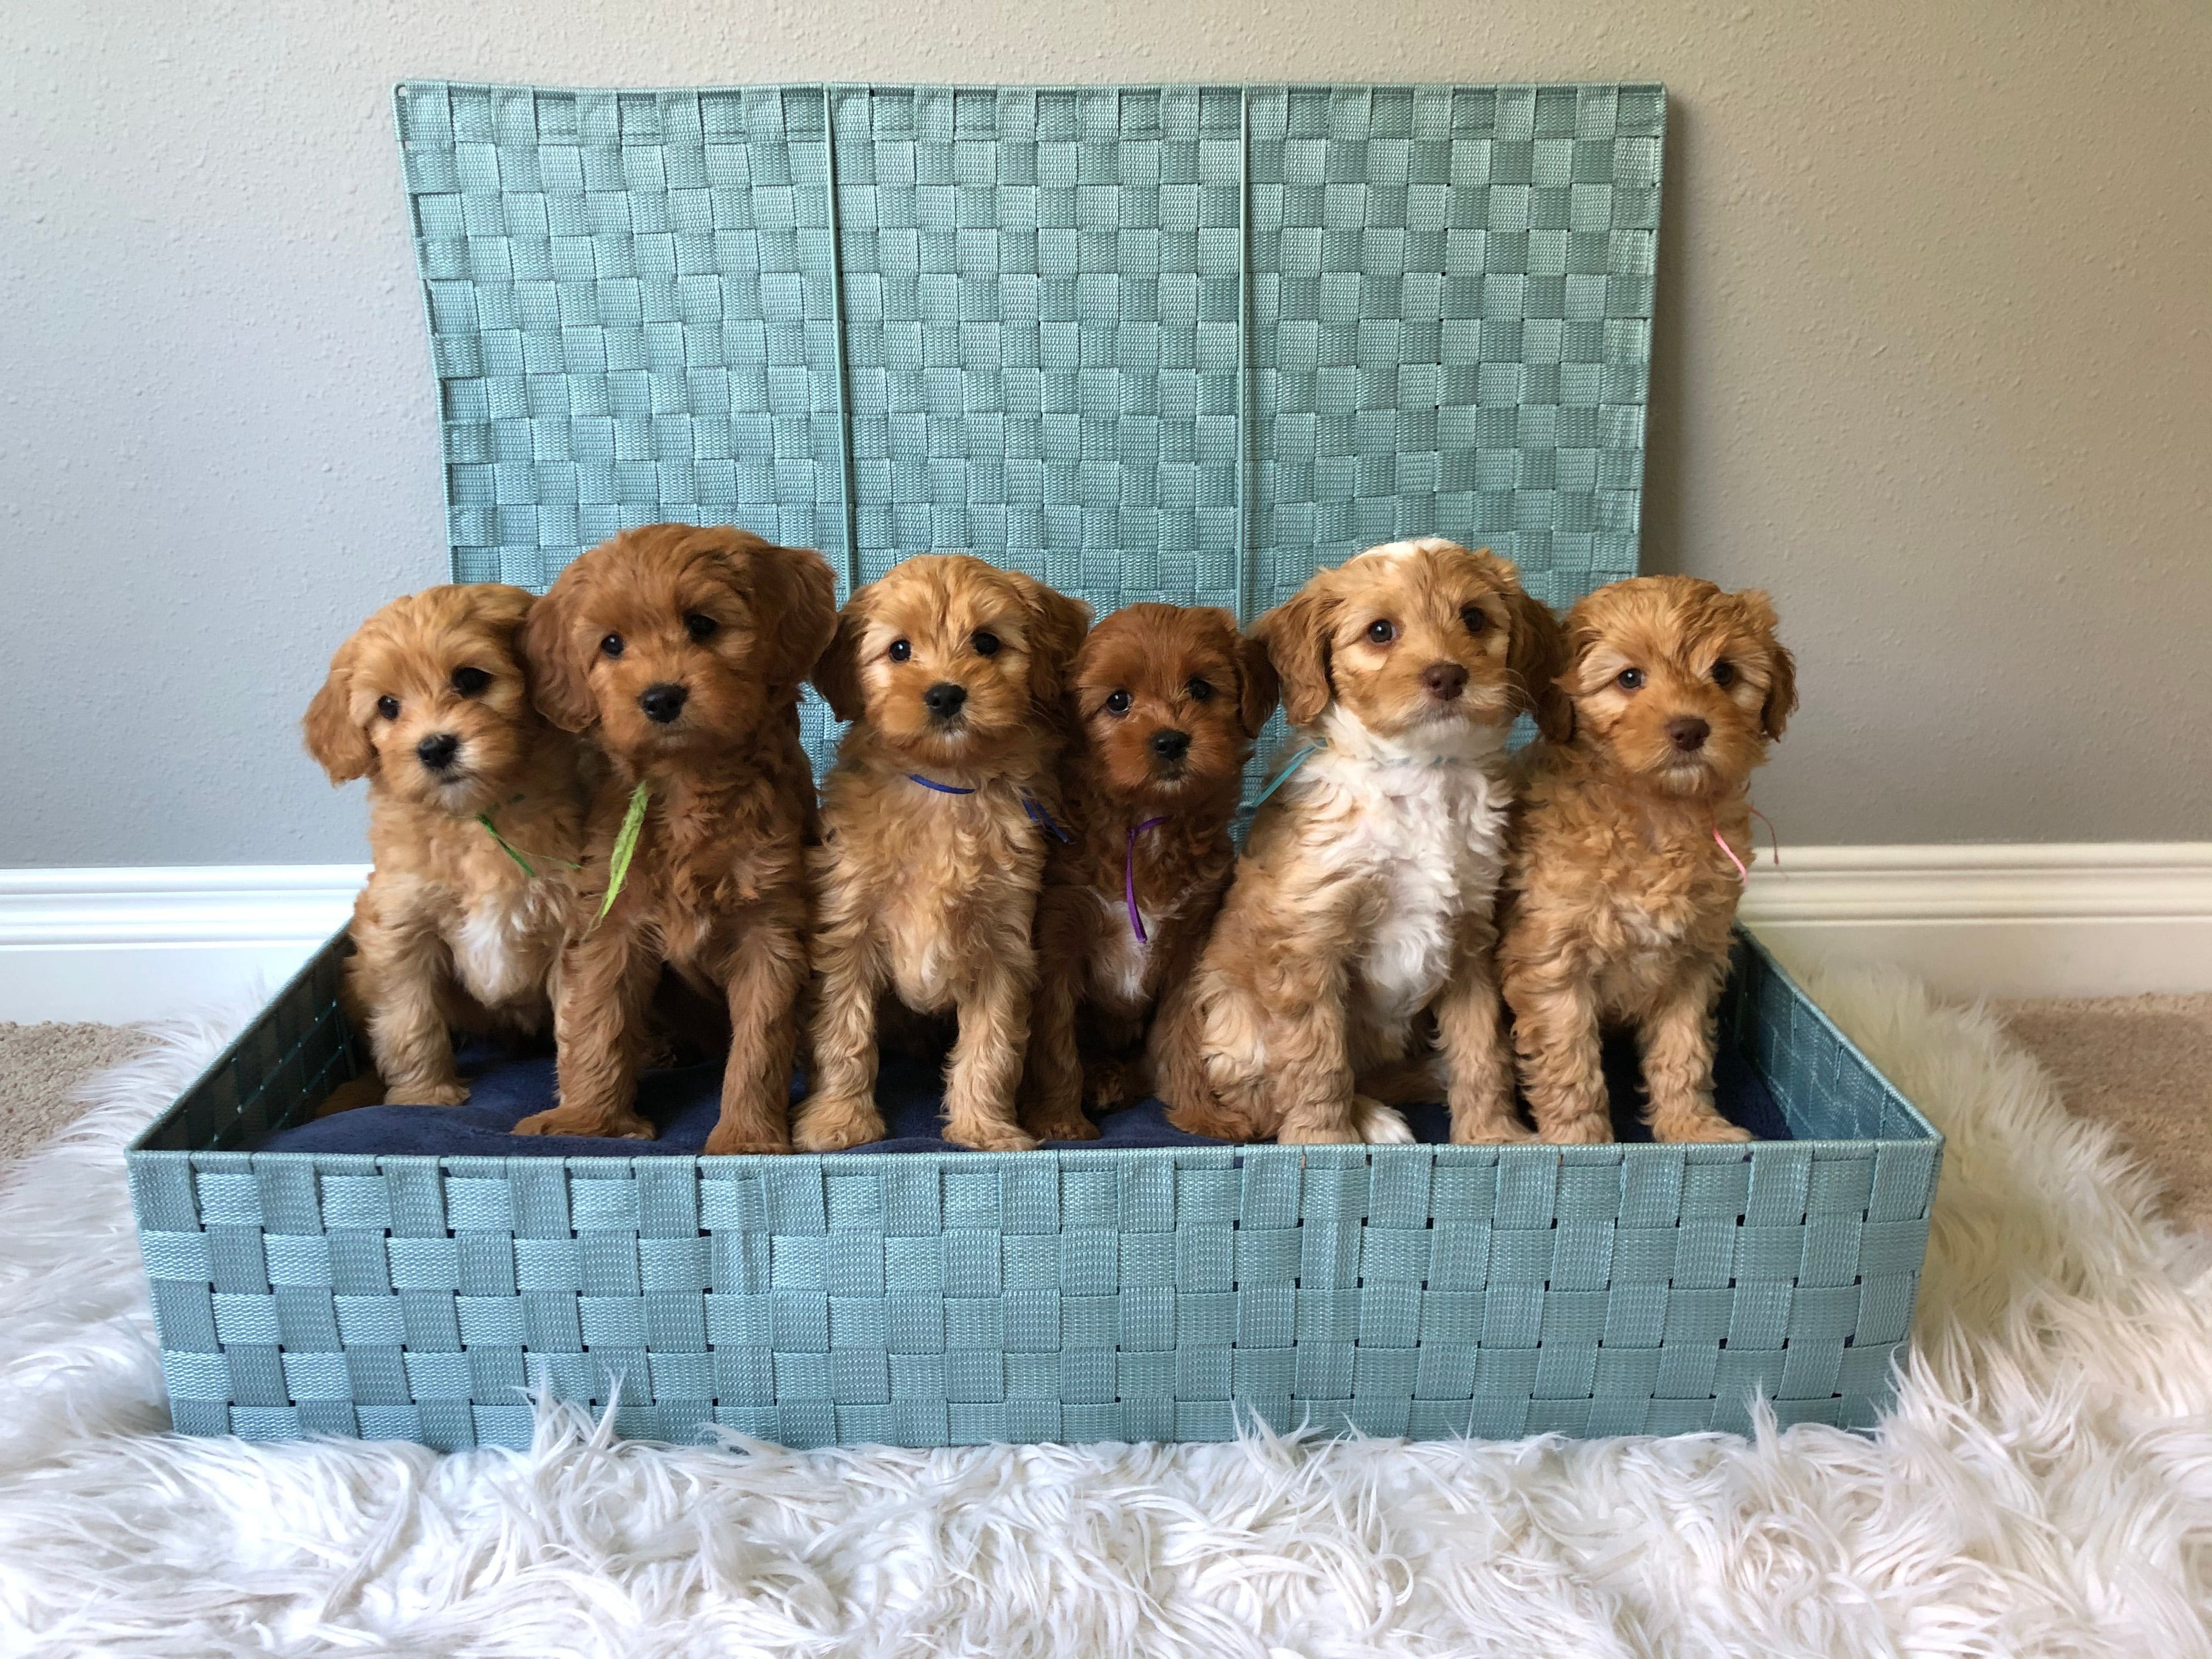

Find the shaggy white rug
[[1, 967, 2208, 1658]]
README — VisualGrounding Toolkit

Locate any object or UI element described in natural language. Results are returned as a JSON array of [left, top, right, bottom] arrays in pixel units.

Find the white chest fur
[[1087, 889, 1156, 1013], [447, 882, 558, 1012], [1299, 726, 1513, 1029]]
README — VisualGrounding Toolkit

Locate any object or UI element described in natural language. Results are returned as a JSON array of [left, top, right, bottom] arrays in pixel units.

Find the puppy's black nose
[[1420, 661, 1469, 701], [416, 732, 460, 772], [640, 682, 689, 725], [1150, 729, 1191, 762], [1667, 716, 1711, 753], [923, 681, 967, 720]]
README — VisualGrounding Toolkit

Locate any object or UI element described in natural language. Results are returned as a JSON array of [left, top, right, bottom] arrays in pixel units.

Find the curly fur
[[1498, 574, 1799, 1143], [793, 555, 1091, 1153], [510, 523, 837, 1154], [1153, 539, 1567, 1145], [303, 584, 594, 1106], [1018, 604, 1277, 1142]]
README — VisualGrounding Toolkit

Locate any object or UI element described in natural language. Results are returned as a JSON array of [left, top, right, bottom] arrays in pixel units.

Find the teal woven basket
[[125, 81, 1942, 1450]]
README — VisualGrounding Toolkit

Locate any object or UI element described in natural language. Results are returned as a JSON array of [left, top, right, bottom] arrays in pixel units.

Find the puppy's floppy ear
[[1016, 576, 1093, 708], [1737, 590, 1798, 741], [718, 534, 838, 693], [1254, 575, 1339, 727], [518, 567, 599, 733], [811, 587, 872, 724], [1235, 628, 1280, 738], [303, 631, 373, 783], [1503, 583, 1571, 743], [467, 582, 536, 637]]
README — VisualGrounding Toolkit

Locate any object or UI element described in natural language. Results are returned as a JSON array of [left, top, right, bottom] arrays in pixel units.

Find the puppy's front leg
[[1504, 962, 1611, 1144], [1638, 967, 1751, 1144], [1270, 949, 1370, 1146], [1018, 887, 1093, 1142], [1431, 916, 1531, 1144], [351, 907, 468, 1107], [516, 917, 658, 1139], [707, 900, 807, 1155], [943, 954, 1039, 1152], [792, 905, 889, 1152]]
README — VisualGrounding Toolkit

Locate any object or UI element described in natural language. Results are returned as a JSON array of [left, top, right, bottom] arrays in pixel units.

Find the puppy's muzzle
[[640, 682, 689, 725], [1149, 728, 1190, 766], [1667, 716, 1710, 754], [923, 681, 967, 723], [1420, 661, 1468, 702], [416, 732, 461, 772]]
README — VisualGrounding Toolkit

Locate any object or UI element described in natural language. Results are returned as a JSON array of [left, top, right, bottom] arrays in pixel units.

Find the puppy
[[1018, 604, 1278, 1142], [793, 555, 1092, 1152], [304, 584, 592, 1105], [512, 523, 837, 1153], [1498, 575, 1796, 1143], [1153, 538, 1566, 1144]]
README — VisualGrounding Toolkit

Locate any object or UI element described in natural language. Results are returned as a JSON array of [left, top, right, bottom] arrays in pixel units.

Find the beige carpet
[[0, 1023, 154, 1165], [0, 1002, 2205, 1225], [1995, 992, 2212, 1232]]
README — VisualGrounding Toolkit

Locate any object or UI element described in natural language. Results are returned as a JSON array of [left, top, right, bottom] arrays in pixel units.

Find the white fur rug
[[1, 968, 2208, 1658]]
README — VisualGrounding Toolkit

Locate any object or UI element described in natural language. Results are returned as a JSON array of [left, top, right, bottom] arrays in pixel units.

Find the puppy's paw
[[513, 1105, 655, 1140], [1352, 1096, 1417, 1145], [703, 1123, 792, 1156], [1538, 1113, 1615, 1146], [943, 1117, 1040, 1153], [1451, 1110, 1536, 1146], [1024, 1110, 1100, 1144], [1277, 1119, 1362, 1146], [792, 1096, 887, 1152], [1652, 1110, 1753, 1145], [1083, 1059, 1132, 1114], [391, 1080, 469, 1107]]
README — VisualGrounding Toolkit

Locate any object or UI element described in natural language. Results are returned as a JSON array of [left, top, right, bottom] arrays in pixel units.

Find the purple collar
[[1125, 816, 1169, 943], [903, 772, 1071, 843]]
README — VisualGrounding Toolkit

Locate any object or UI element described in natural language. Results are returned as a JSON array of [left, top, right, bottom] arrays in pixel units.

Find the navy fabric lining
[[258, 1035, 1787, 1155]]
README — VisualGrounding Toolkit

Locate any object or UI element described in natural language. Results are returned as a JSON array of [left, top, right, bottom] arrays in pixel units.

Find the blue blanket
[[259, 1035, 1788, 1155]]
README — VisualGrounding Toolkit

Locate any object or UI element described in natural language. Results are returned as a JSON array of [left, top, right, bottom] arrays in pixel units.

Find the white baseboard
[[1, 846, 2207, 1024], [0, 866, 365, 1024], [1739, 843, 2212, 1000]]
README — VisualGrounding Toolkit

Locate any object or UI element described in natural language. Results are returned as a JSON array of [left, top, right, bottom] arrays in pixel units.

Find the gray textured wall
[[4, 0, 2207, 866]]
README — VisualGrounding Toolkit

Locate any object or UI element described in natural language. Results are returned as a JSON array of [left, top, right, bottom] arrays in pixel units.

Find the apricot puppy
[[1498, 575, 1797, 1143], [1018, 604, 1277, 1142], [515, 523, 837, 1153], [1153, 538, 1566, 1144], [304, 584, 592, 1105], [793, 555, 1091, 1152]]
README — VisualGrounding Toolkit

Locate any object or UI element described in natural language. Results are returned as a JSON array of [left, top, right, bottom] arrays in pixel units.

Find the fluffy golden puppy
[[1017, 603, 1278, 1142], [1498, 575, 1797, 1143], [304, 584, 593, 1105], [1152, 538, 1566, 1145], [793, 555, 1092, 1152], [514, 523, 837, 1153]]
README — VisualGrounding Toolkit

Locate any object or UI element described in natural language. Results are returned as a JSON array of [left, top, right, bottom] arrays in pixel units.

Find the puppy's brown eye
[[971, 631, 1001, 657], [685, 613, 719, 642], [888, 639, 911, 664], [1711, 660, 1736, 687], [1104, 690, 1132, 716], [600, 634, 624, 658], [1616, 668, 1645, 691], [1460, 605, 1487, 635], [1366, 619, 1396, 645], [451, 667, 490, 697], [1186, 678, 1214, 703], [376, 695, 400, 720]]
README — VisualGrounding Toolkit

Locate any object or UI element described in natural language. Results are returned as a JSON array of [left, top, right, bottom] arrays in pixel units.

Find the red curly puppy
[[514, 523, 837, 1153], [1017, 603, 1277, 1142], [304, 584, 594, 1105], [793, 555, 1091, 1153], [1499, 575, 1797, 1143]]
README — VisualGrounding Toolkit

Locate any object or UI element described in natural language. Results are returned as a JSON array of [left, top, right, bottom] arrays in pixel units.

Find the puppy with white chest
[[1018, 603, 1277, 1142], [1153, 538, 1567, 1145], [514, 523, 838, 1153], [304, 584, 594, 1105], [793, 554, 1092, 1153], [1498, 575, 1796, 1143]]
